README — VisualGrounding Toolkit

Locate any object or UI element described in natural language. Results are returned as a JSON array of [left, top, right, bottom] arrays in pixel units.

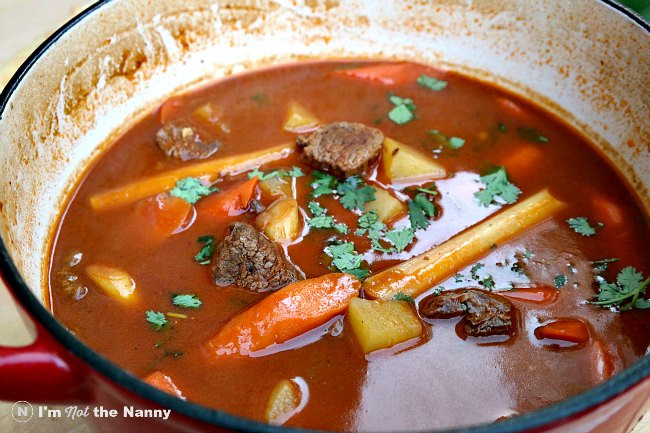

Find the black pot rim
[[0, 1, 648, 432]]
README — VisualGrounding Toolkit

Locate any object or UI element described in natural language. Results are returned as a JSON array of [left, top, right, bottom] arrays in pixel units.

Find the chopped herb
[[407, 193, 436, 231], [145, 311, 167, 331], [336, 176, 376, 211], [195, 235, 215, 265], [524, 249, 534, 259], [355, 211, 386, 240], [567, 217, 601, 236], [427, 130, 465, 150], [310, 171, 338, 197], [325, 241, 369, 279], [592, 258, 619, 274], [432, 286, 444, 296], [481, 275, 495, 290], [497, 122, 508, 132], [172, 294, 202, 309], [592, 266, 650, 311], [448, 137, 466, 149], [470, 263, 484, 280], [251, 92, 268, 103], [454, 273, 464, 283], [417, 74, 448, 91], [393, 292, 414, 302], [517, 127, 549, 143], [248, 166, 304, 181], [555, 274, 568, 288], [170, 177, 216, 204], [307, 202, 348, 234], [387, 94, 416, 125], [474, 166, 521, 207], [385, 228, 415, 253]]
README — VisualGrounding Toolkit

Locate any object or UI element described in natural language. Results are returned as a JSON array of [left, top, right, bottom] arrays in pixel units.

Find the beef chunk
[[211, 222, 301, 292], [155, 121, 221, 161], [419, 289, 515, 337], [297, 122, 383, 177]]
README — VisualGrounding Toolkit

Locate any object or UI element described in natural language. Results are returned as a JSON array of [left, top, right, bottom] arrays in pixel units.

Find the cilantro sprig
[[474, 166, 521, 207], [417, 75, 448, 91], [428, 130, 465, 150], [145, 311, 168, 331], [325, 241, 369, 279], [356, 212, 414, 254], [567, 217, 602, 237], [170, 177, 217, 204], [310, 171, 338, 197], [393, 292, 414, 302], [407, 193, 436, 231], [195, 235, 215, 265], [387, 93, 416, 125], [248, 166, 304, 181], [337, 176, 376, 210], [172, 294, 202, 309], [307, 202, 348, 234], [592, 266, 650, 310]]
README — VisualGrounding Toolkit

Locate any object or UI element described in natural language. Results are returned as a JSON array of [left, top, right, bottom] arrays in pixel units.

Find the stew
[[48, 60, 650, 431]]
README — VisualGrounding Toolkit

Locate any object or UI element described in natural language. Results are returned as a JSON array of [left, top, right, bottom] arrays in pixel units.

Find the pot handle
[[0, 306, 91, 404]]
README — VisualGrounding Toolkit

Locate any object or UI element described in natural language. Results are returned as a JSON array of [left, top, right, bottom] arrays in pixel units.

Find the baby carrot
[[206, 273, 360, 357], [142, 371, 185, 399]]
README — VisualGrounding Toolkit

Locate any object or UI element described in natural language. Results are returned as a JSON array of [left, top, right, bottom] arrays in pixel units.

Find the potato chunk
[[255, 197, 301, 242], [348, 298, 422, 353], [264, 379, 302, 425], [363, 188, 405, 223], [259, 176, 292, 199], [85, 264, 136, 300], [382, 137, 446, 182], [283, 102, 319, 133]]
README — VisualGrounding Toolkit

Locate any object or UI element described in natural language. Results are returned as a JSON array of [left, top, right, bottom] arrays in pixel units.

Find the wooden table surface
[[0, 1, 647, 432]]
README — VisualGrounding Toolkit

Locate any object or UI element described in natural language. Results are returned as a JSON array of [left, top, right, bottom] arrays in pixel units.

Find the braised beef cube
[[212, 222, 301, 292], [155, 121, 222, 161], [419, 289, 515, 337], [297, 122, 383, 177]]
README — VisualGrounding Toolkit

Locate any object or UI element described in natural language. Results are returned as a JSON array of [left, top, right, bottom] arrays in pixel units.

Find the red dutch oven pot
[[0, 0, 648, 432]]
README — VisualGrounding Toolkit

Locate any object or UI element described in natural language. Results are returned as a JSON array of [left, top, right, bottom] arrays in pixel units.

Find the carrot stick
[[142, 371, 185, 399], [331, 62, 421, 85], [591, 194, 625, 227], [363, 189, 566, 300], [502, 145, 543, 180], [196, 177, 258, 219], [90, 142, 295, 211], [534, 319, 590, 344], [206, 273, 360, 357]]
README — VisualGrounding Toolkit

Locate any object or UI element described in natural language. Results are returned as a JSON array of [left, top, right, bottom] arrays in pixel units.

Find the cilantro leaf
[[481, 275, 495, 290], [356, 211, 385, 240], [170, 177, 216, 204], [474, 166, 521, 207], [307, 202, 348, 234], [310, 171, 338, 197], [448, 137, 465, 149], [393, 292, 414, 302], [470, 263, 484, 280], [454, 273, 464, 283], [325, 241, 368, 279], [172, 294, 202, 309], [555, 274, 567, 288], [388, 105, 414, 125], [416, 74, 448, 91], [387, 93, 416, 125], [592, 266, 650, 310], [337, 176, 376, 210], [248, 166, 305, 181], [567, 217, 600, 237], [145, 311, 167, 331], [385, 228, 414, 252], [517, 127, 549, 143], [407, 193, 436, 231], [195, 235, 215, 265]]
